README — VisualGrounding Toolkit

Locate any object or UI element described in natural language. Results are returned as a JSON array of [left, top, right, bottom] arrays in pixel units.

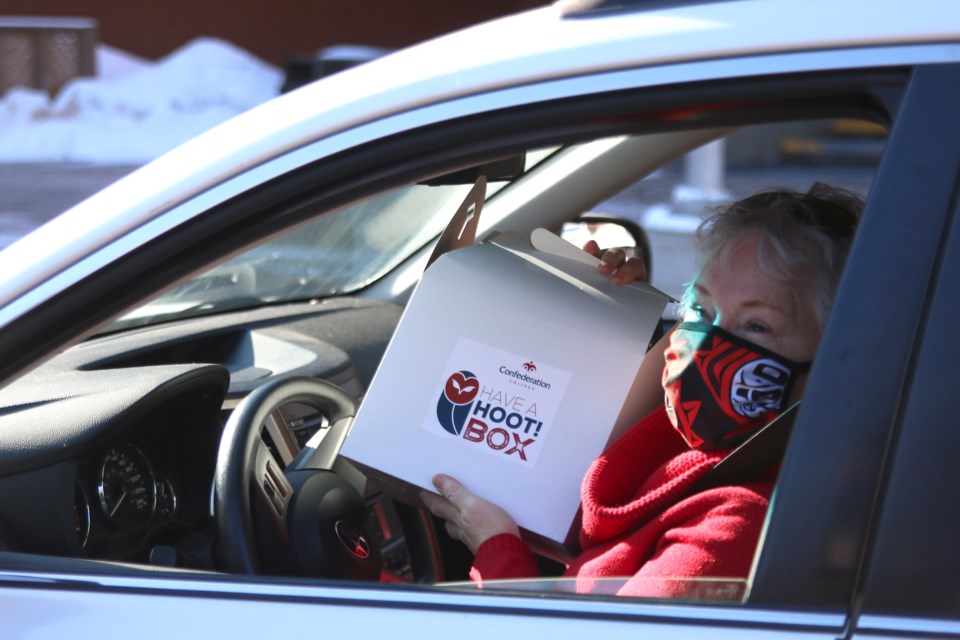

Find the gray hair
[[678, 183, 863, 331]]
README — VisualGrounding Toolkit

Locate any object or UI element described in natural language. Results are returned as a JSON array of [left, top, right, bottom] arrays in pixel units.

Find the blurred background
[[0, 1, 545, 246], [0, 0, 547, 73], [0, 0, 880, 266]]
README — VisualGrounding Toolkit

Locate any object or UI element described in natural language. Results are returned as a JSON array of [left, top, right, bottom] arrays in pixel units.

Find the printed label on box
[[421, 337, 571, 467]]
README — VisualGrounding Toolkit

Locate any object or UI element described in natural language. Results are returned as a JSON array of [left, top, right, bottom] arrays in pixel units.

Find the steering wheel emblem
[[334, 520, 371, 559]]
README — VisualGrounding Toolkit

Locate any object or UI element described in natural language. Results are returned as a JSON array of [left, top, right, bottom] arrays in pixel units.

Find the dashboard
[[72, 381, 223, 564], [0, 297, 436, 580]]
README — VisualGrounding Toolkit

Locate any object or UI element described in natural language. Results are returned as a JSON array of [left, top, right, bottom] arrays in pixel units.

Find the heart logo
[[445, 371, 479, 405]]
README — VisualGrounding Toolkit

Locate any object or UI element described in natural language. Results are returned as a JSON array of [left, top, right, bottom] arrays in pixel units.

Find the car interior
[[0, 69, 893, 602]]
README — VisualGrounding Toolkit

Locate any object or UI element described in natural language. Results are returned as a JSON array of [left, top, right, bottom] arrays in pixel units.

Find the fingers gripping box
[[341, 228, 669, 559]]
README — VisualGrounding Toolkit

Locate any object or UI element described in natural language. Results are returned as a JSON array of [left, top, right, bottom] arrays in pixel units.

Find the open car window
[[79, 114, 884, 596]]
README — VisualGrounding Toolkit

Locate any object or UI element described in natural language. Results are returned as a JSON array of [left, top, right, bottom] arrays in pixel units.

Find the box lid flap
[[427, 175, 486, 267]]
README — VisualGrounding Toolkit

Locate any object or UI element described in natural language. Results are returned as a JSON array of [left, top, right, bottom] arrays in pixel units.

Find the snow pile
[[0, 38, 282, 164]]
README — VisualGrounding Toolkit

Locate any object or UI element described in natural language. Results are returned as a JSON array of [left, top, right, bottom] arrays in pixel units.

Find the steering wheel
[[213, 376, 382, 578]]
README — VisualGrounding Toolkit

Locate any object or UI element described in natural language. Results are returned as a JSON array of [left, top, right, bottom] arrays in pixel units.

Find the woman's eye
[[747, 322, 770, 334], [689, 304, 712, 322]]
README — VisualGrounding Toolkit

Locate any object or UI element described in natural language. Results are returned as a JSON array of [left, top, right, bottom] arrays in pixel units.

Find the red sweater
[[470, 406, 775, 599]]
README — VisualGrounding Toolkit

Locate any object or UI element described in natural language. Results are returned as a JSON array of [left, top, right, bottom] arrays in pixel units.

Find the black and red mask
[[662, 322, 810, 451]]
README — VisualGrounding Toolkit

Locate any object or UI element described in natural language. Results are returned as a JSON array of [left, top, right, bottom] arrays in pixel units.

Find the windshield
[[111, 182, 492, 331], [109, 147, 560, 333]]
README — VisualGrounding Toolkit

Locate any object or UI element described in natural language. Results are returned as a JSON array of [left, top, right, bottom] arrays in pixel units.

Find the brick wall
[[0, 0, 547, 66]]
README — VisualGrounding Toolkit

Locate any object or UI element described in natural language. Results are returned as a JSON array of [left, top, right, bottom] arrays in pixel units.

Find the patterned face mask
[[662, 322, 810, 451]]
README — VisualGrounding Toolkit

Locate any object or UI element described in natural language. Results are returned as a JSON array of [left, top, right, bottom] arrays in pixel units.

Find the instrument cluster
[[74, 441, 182, 555]]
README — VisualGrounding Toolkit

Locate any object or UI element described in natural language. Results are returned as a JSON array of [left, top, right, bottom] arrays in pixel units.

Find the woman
[[421, 184, 863, 598]]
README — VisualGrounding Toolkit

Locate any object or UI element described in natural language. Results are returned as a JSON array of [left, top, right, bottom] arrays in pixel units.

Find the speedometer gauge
[[97, 444, 156, 528]]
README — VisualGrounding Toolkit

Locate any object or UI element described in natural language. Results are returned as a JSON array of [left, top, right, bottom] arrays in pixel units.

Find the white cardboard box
[[341, 228, 669, 559]]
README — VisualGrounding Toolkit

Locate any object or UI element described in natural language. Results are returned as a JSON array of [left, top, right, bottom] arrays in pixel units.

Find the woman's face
[[666, 234, 822, 375]]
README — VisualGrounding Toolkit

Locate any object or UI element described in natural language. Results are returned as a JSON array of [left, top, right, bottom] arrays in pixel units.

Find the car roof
[[0, 0, 956, 325]]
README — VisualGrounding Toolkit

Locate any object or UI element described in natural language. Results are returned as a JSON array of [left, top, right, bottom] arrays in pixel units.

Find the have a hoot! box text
[[424, 338, 570, 467]]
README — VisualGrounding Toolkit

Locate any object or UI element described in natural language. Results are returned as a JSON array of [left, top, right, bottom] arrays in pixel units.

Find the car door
[[0, 46, 958, 640]]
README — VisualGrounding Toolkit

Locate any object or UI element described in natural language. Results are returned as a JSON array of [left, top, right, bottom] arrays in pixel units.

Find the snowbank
[[0, 38, 282, 164]]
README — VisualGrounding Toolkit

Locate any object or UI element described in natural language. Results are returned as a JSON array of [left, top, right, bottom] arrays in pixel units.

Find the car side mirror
[[561, 215, 652, 279]]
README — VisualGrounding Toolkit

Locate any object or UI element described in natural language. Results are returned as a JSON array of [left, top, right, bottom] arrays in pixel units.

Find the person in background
[[422, 184, 862, 598]]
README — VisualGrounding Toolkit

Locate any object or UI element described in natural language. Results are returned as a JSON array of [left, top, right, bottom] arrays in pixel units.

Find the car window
[[113, 183, 477, 329], [109, 119, 885, 607]]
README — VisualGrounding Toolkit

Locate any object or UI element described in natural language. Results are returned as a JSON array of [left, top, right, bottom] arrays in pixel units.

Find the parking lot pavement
[[0, 164, 137, 249]]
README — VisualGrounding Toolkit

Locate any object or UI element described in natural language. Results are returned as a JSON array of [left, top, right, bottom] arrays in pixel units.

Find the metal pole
[[684, 139, 726, 194]]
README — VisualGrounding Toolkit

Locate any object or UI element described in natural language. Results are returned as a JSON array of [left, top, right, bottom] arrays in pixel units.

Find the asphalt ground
[[0, 163, 135, 248]]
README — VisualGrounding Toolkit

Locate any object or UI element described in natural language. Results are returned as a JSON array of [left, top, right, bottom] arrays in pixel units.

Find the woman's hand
[[421, 474, 520, 554], [583, 240, 648, 284]]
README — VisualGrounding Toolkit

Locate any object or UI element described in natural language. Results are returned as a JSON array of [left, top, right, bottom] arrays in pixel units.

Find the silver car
[[0, 0, 956, 637]]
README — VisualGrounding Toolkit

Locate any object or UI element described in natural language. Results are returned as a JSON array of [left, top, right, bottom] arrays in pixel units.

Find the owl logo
[[436, 370, 480, 435]]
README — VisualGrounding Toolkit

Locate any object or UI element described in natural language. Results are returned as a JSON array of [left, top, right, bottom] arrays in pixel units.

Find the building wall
[[0, 0, 546, 65]]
